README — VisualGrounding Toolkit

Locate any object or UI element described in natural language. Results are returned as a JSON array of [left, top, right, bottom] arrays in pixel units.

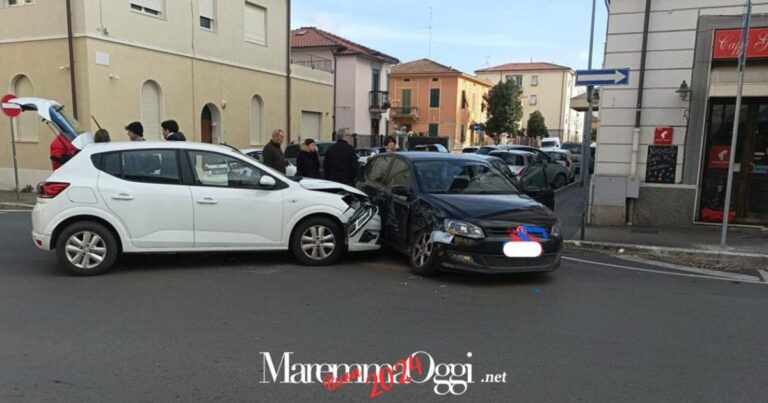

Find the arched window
[[140, 80, 163, 141], [12, 74, 37, 142], [250, 95, 264, 145]]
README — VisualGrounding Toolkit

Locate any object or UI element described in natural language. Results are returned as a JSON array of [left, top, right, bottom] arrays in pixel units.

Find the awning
[[570, 89, 600, 112]]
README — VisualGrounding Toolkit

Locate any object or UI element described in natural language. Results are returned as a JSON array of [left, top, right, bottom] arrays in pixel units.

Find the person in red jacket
[[50, 133, 78, 170]]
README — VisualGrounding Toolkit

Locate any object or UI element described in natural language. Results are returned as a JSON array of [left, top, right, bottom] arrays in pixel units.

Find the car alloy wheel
[[300, 225, 336, 261], [65, 231, 107, 270], [413, 232, 433, 268]]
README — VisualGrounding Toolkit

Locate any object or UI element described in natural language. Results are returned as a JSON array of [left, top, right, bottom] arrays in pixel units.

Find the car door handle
[[111, 193, 134, 201], [196, 197, 219, 205]]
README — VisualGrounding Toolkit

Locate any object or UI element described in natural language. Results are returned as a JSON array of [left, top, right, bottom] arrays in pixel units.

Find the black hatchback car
[[357, 153, 562, 276]]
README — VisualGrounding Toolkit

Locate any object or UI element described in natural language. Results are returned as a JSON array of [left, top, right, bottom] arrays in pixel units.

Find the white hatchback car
[[32, 141, 381, 275]]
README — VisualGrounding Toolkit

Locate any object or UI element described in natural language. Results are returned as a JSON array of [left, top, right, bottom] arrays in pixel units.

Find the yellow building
[[476, 62, 584, 142], [0, 0, 332, 189], [389, 59, 491, 150]]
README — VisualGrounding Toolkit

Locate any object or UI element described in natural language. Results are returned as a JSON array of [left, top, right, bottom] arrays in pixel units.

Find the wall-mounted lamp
[[109, 73, 120, 80], [676, 80, 691, 101], [58, 65, 70, 71]]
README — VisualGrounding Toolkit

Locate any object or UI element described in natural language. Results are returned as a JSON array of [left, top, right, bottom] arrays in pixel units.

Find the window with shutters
[[529, 95, 538, 106], [244, 1, 267, 45], [429, 88, 440, 108], [12, 75, 37, 142], [301, 111, 321, 140], [130, 0, 164, 17], [5, 0, 34, 7], [140, 80, 163, 141], [250, 95, 264, 146], [428, 124, 438, 137], [199, 0, 215, 31]]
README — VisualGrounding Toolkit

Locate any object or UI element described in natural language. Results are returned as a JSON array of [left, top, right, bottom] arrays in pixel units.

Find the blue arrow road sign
[[576, 68, 630, 86]]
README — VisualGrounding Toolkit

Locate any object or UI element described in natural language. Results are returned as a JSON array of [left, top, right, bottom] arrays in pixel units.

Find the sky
[[291, 0, 609, 74]]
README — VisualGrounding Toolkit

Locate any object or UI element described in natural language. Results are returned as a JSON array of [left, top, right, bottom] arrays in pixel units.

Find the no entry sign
[[2, 94, 22, 118]]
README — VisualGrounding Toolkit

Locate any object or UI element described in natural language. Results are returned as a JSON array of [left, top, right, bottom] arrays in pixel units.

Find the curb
[[554, 181, 577, 194], [564, 240, 768, 270], [0, 202, 33, 210]]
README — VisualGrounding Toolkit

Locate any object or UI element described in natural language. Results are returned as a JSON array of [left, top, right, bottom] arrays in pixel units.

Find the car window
[[386, 159, 413, 189], [414, 160, 520, 195], [284, 145, 300, 159], [366, 156, 391, 186], [188, 151, 265, 189], [541, 141, 558, 148], [98, 150, 180, 185], [521, 166, 548, 190]]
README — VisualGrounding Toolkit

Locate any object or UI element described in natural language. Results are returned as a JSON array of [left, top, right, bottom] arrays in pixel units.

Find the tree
[[484, 80, 523, 143], [526, 110, 549, 138]]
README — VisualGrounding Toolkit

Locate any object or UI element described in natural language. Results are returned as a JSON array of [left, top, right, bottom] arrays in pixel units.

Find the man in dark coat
[[323, 128, 358, 186], [161, 120, 186, 141], [262, 129, 286, 174]]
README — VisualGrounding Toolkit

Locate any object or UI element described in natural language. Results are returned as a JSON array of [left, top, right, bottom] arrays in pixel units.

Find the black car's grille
[[484, 226, 552, 238], [482, 254, 557, 270]]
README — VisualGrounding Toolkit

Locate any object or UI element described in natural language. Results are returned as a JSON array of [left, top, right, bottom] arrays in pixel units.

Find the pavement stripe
[[617, 255, 761, 282], [563, 256, 767, 285]]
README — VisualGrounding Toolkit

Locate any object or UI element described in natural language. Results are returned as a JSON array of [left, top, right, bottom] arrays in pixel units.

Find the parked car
[[476, 145, 570, 188], [240, 147, 297, 177], [32, 141, 381, 275], [540, 137, 561, 151], [357, 153, 561, 276], [545, 150, 576, 183], [487, 150, 535, 177], [356, 147, 385, 165], [413, 144, 449, 153], [482, 155, 555, 211], [461, 147, 479, 153]]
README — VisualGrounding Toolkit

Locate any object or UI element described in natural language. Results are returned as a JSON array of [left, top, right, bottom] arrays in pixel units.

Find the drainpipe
[[628, 0, 652, 224], [65, 0, 78, 119], [286, 0, 292, 144], [332, 51, 338, 133]]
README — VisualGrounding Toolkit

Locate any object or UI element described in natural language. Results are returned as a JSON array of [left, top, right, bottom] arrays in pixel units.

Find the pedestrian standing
[[94, 129, 111, 143], [262, 129, 286, 174], [125, 122, 145, 141], [296, 138, 321, 178], [384, 136, 397, 153], [323, 128, 358, 186], [49, 132, 78, 170], [161, 120, 186, 141]]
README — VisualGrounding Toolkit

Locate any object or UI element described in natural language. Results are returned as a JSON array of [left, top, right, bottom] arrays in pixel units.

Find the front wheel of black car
[[410, 230, 439, 276]]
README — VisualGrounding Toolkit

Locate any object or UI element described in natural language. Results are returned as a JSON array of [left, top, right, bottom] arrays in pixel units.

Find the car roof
[[546, 149, 571, 154], [489, 149, 534, 156], [81, 141, 247, 155], [388, 151, 492, 162]]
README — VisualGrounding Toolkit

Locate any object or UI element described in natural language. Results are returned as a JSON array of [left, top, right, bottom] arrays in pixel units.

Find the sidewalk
[[555, 185, 768, 270], [0, 190, 36, 209]]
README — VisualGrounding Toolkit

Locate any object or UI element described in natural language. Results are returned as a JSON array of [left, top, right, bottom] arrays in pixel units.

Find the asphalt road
[[1, 210, 767, 403]]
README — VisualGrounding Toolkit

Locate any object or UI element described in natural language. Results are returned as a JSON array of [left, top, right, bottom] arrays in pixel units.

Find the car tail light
[[37, 182, 70, 199], [565, 159, 571, 168], [517, 167, 526, 178]]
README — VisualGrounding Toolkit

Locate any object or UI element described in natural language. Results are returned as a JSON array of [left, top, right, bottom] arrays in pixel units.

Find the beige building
[[475, 62, 584, 142], [0, 0, 332, 189]]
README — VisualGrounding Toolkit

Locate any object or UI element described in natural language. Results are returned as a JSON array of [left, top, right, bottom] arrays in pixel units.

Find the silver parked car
[[477, 145, 571, 188], [545, 150, 576, 183]]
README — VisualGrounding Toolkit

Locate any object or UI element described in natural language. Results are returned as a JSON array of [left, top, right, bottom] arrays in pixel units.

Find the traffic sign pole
[[9, 117, 20, 201], [580, 0, 597, 241]]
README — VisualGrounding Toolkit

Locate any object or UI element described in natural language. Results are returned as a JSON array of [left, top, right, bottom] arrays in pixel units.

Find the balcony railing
[[390, 107, 418, 119], [291, 55, 333, 73], [369, 91, 391, 112]]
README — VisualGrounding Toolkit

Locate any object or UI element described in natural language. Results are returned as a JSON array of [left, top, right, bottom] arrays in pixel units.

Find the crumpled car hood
[[298, 178, 367, 197]]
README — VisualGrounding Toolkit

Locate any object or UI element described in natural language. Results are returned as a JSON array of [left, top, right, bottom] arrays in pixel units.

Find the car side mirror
[[259, 176, 277, 189], [391, 185, 412, 199]]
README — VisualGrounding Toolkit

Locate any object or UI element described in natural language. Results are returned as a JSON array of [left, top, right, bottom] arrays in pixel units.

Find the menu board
[[646, 146, 677, 184]]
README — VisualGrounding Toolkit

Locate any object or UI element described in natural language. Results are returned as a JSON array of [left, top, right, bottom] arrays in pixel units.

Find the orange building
[[389, 59, 492, 150]]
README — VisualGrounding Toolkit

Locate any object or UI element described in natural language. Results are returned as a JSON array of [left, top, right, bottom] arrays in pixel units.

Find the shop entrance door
[[701, 98, 768, 224]]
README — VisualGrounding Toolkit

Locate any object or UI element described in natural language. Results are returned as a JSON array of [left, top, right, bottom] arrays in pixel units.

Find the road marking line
[[0, 210, 31, 213], [758, 270, 768, 282], [617, 255, 760, 282], [563, 256, 767, 285]]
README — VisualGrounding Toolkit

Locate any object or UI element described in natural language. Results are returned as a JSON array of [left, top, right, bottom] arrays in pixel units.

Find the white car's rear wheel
[[291, 217, 343, 266], [55, 222, 119, 276]]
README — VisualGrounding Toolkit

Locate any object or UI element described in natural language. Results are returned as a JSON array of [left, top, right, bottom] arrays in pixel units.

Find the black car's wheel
[[55, 221, 119, 276], [291, 217, 343, 266], [553, 173, 567, 189], [410, 230, 439, 276]]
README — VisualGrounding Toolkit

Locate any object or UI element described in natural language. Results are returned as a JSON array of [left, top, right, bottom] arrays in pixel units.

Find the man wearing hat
[[125, 121, 145, 141]]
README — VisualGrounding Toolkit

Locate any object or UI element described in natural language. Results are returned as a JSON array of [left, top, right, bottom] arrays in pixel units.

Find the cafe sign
[[713, 27, 768, 59]]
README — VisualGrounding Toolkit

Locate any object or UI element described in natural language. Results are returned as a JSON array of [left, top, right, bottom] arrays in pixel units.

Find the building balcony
[[291, 55, 333, 73], [390, 106, 419, 119], [369, 91, 391, 113]]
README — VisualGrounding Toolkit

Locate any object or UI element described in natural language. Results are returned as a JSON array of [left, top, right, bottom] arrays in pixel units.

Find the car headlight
[[444, 219, 485, 240], [551, 221, 562, 238]]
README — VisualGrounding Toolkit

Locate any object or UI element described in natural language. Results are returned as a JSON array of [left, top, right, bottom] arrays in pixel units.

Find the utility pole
[[428, 6, 433, 58], [580, 0, 597, 241], [720, 0, 752, 249]]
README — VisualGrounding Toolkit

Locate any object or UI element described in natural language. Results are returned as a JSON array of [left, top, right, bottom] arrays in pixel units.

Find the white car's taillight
[[37, 182, 70, 199]]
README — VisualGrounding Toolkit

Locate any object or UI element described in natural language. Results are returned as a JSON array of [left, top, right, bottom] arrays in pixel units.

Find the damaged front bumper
[[344, 202, 381, 252]]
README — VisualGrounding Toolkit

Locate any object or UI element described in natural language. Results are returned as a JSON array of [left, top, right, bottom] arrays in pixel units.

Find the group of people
[[49, 119, 186, 170], [261, 127, 398, 187]]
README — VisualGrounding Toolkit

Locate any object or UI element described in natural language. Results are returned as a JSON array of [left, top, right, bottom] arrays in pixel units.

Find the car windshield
[[414, 160, 520, 195], [50, 105, 86, 140], [561, 143, 582, 154], [541, 141, 558, 148]]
